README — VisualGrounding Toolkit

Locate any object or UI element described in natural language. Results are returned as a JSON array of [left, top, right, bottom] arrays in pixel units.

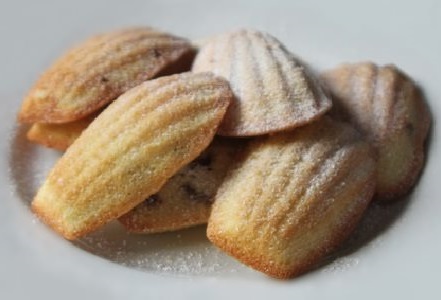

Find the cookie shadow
[[8, 125, 228, 276], [9, 124, 42, 204], [323, 197, 410, 265], [314, 99, 435, 273], [8, 117, 434, 278]]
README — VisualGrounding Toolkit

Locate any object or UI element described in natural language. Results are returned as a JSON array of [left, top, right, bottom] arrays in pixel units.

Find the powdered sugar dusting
[[8, 123, 409, 277], [321, 199, 410, 273], [8, 125, 61, 204], [73, 222, 246, 277], [8, 124, 249, 277], [322, 257, 360, 274]]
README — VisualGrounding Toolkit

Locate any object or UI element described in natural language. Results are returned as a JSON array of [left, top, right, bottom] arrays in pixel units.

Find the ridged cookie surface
[[321, 62, 431, 200], [192, 29, 331, 136], [19, 27, 195, 124], [119, 137, 241, 233], [29, 125, 240, 231], [207, 117, 376, 279], [32, 72, 232, 240]]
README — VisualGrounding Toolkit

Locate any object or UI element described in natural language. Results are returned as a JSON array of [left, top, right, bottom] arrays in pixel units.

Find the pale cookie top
[[193, 29, 332, 136], [321, 62, 431, 200]]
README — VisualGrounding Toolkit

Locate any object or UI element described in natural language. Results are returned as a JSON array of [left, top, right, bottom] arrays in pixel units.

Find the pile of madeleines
[[18, 27, 431, 279]]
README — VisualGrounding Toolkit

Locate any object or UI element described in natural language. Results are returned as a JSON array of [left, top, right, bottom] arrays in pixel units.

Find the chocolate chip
[[145, 194, 161, 206], [182, 184, 211, 202], [406, 122, 415, 134], [153, 49, 161, 58], [191, 153, 212, 168], [100, 76, 109, 83]]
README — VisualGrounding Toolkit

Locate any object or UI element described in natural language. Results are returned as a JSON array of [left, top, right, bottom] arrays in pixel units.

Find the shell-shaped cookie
[[207, 117, 376, 279], [321, 62, 431, 200], [119, 137, 242, 233], [31, 72, 233, 240], [19, 27, 195, 124], [27, 123, 241, 233], [29, 121, 241, 231], [192, 29, 332, 136]]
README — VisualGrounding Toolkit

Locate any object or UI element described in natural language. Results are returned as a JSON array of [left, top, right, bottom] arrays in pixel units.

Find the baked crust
[[18, 27, 194, 124], [26, 115, 95, 151], [207, 117, 376, 278]]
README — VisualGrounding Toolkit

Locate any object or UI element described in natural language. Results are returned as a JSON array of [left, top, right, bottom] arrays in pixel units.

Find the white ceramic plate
[[1, 0, 440, 299]]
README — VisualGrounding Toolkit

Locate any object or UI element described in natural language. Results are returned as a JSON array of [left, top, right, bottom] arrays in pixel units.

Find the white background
[[0, 0, 440, 299]]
